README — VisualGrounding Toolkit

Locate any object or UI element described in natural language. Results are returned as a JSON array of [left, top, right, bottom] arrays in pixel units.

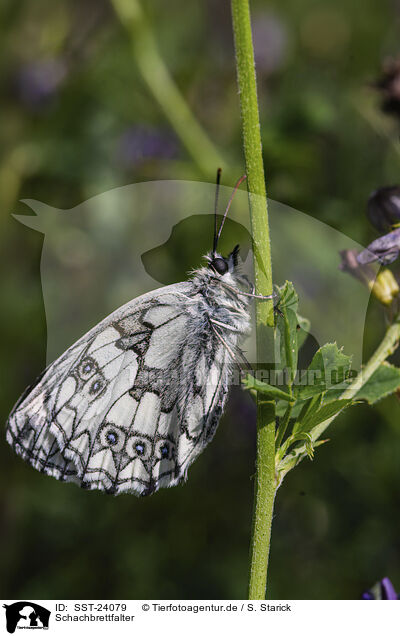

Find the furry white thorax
[[188, 252, 252, 339]]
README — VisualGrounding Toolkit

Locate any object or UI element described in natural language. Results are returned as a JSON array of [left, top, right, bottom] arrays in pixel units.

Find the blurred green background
[[1, 0, 400, 600]]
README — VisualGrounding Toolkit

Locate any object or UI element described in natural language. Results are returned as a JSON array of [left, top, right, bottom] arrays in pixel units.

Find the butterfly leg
[[218, 279, 278, 302], [209, 321, 253, 372]]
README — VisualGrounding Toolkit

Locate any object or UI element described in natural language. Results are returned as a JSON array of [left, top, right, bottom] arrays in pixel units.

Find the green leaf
[[243, 374, 293, 402], [295, 343, 352, 400], [275, 398, 306, 418], [355, 362, 400, 404], [292, 394, 323, 434], [295, 398, 351, 434], [275, 281, 299, 389]]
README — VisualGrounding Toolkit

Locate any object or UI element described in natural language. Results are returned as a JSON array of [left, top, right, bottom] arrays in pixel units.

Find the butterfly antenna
[[215, 174, 247, 248], [213, 168, 222, 255]]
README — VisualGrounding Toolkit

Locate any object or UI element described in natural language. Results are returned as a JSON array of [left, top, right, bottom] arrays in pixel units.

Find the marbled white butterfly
[[6, 173, 272, 496]]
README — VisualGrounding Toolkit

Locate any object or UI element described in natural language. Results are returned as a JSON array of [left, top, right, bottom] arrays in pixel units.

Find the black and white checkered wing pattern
[[6, 282, 232, 496]]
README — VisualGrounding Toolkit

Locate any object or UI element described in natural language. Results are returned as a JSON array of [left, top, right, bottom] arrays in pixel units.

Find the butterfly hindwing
[[6, 282, 231, 495]]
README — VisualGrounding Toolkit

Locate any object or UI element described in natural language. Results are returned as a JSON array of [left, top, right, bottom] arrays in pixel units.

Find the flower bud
[[371, 269, 400, 305], [367, 186, 400, 232]]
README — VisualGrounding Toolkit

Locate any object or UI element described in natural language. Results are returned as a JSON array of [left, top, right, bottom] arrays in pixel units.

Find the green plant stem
[[312, 317, 400, 442], [231, 0, 275, 600], [111, 0, 225, 176], [275, 402, 294, 449]]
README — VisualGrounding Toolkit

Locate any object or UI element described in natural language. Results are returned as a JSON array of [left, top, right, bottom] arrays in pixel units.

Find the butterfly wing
[[6, 282, 231, 495]]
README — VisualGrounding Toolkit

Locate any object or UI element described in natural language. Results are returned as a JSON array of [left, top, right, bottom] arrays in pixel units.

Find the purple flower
[[381, 577, 399, 600], [361, 590, 375, 600], [116, 126, 178, 167], [357, 228, 400, 265], [15, 59, 66, 109], [367, 186, 400, 232], [362, 577, 399, 600]]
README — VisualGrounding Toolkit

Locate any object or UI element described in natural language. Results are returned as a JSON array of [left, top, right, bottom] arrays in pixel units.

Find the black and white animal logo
[[3, 602, 50, 633]]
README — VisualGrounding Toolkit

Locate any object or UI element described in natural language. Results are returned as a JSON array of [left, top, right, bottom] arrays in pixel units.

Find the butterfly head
[[207, 244, 240, 276]]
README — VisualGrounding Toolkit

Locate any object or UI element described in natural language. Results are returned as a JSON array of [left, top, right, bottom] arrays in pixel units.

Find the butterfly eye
[[106, 431, 118, 446], [78, 357, 97, 380], [100, 424, 125, 452], [89, 378, 104, 395], [210, 257, 228, 275], [155, 439, 174, 461], [160, 444, 169, 459], [126, 436, 151, 460]]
